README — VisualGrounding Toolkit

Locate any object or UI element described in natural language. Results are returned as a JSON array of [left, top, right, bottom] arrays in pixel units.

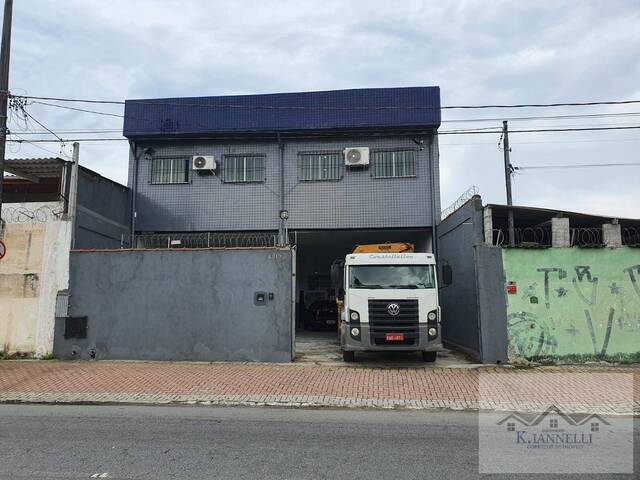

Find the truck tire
[[342, 350, 355, 362], [422, 351, 437, 363]]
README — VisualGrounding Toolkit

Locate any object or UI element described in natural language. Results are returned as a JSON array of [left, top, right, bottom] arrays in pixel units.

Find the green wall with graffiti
[[502, 247, 640, 362]]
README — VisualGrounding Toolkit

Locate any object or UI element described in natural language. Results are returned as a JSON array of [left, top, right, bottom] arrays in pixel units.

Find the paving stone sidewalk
[[0, 361, 637, 414]]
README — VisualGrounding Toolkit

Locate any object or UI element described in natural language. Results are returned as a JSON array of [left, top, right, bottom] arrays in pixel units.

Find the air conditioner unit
[[192, 155, 216, 171], [344, 147, 369, 167]]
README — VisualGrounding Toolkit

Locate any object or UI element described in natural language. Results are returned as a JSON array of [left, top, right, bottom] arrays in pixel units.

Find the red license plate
[[385, 333, 404, 341]]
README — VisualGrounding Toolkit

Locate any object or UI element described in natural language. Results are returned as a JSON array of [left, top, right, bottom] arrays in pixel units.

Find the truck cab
[[338, 247, 441, 362]]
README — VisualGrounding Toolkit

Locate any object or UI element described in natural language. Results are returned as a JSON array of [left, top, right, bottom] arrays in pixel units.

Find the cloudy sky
[[6, 0, 640, 217]]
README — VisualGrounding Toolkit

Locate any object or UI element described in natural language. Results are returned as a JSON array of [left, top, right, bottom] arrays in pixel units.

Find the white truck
[[335, 244, 441, 362]]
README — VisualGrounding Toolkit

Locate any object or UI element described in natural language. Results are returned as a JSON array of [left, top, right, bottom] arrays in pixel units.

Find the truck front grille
[[368, 299, 419, 346]]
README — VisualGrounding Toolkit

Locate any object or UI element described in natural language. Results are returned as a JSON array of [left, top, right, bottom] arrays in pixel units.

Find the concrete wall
[[129, 134, 439, 232], [437, 196, 508, 363], [0, 201, 72, 355], [502, 247, 640, 361], [54, 248, 293, 362], [75, 167, 130, 249]]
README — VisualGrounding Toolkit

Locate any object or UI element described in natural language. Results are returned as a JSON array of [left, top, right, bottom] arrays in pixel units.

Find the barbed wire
[[490, 226, 640, 247], [121, 232, 280, 249], [491, 227, 552, 247], [1, 205, 65, 224], [570, 228, 604, 247], [440, 185, 479, 220]]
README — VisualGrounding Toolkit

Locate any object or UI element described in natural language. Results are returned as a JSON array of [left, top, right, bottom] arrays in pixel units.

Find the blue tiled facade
[[124, 87, 440, 137]]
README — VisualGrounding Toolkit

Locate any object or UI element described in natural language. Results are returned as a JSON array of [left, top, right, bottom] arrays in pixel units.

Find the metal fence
[[1, 204, 65, 224], [121, 231, 280, 249]]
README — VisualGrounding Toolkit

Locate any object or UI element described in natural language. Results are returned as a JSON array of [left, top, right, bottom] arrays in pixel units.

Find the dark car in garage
[[304, 300, 338, 331]]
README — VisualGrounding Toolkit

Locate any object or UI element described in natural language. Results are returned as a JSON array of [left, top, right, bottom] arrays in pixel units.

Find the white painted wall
[[0, 201, 72, 356]]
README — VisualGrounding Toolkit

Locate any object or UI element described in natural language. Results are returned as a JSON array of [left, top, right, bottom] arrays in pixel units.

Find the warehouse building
[[123, 86, 442, 330]]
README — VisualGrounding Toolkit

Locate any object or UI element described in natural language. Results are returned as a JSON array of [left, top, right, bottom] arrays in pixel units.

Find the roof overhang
[[3, 157, 68, 183]]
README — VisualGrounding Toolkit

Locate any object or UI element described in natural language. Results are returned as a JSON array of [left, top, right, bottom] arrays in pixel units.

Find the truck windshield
[[349, 265, 436, 289]]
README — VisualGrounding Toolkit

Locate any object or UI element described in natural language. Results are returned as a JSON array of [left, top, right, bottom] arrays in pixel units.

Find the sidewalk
[[0, 360, 638, 415]]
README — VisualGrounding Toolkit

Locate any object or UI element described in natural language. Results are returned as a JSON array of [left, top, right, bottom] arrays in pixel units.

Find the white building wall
[[0, 201, 72, 356]]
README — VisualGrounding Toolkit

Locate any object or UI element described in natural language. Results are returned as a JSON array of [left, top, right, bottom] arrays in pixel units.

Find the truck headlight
[[350, 311, 360, 321], [351, 327, 360, 337], [427, 312, 437, 321], [428, 327, 437, 337]]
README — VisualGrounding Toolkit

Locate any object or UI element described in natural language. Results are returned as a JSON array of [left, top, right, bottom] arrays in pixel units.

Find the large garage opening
[[292, 228, 432, 361]]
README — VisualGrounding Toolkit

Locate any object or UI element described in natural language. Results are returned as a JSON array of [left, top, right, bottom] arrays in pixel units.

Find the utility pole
[[503, 120, 515, 246], [0, 0, 13, 231]]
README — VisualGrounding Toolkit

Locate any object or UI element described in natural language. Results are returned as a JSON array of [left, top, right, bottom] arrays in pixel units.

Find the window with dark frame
[[222, 155, 266, 183], [151, 157, 189, 184], [298, 152, 343, 181], [371, 149, 417, 178]]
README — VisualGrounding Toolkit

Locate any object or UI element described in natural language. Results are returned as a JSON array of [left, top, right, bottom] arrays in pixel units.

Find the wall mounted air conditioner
[[344, 147, 369, 167], [192, 155, 216, 171]]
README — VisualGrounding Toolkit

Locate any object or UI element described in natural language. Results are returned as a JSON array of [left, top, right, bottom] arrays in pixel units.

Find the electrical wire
[[10, 94, 640, 110], [441, 111, 640, 124], [31, 100, 124, 118], [8, 131, 69, 158], [8, 124, 640, 143], [438, 125, 640, 135], [440, 137, 640, 146], [19, 109, 65, 142], [515, 163, 640, 170], [10, 129, 121, 135], [24, 96, 640, 128]]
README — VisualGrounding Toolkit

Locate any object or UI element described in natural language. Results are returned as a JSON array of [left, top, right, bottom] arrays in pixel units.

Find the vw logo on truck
[[387, 303, 400, 316]]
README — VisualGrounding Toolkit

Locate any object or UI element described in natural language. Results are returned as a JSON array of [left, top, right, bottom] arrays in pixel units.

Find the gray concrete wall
[[75, 167, 130, 249], [54, 248, 293, 362], [437, 196, 507, 363], [437, 197, 484, 357], [475, 245, 508, 364], [129, 134, 439, 232]]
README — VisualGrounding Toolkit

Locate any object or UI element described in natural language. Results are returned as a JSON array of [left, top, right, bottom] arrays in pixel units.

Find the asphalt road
[[0, 404, 636, 479]]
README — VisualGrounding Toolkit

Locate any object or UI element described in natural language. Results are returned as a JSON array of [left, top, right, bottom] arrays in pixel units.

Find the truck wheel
[[422, 351, 437, 363], [342, 350, 355, 362]]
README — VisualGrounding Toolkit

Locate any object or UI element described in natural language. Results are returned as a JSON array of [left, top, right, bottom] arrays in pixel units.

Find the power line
[[8, 131, 68, 157], [440, 137, 640, 146], [31, 100, 124, 118], [19, 108, 64, 142], [515, 162, 640, 170], [438, 125, 640, 135], [9, 124, 640, 143], [441, 111, 640, 124], [24, 95, 640, 127], [10, 129, 121, 135], [10, 94, 640, 110], [442, 100, 640, 110], [8, 138, 125, 143]]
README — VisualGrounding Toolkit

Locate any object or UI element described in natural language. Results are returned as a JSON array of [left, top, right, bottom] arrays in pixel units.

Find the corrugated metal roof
[[123, 86, 441, 139], [487, 203, 640, 226], [4, 157, 68, 179]]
